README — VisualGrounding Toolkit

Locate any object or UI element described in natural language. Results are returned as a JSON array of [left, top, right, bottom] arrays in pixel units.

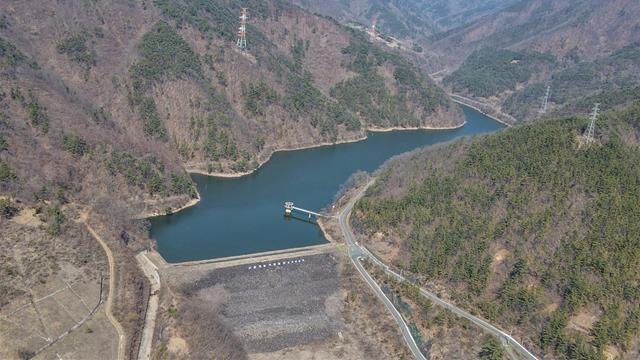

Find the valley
[[1, 0, 639, 359], [151, 106, 501, 262]]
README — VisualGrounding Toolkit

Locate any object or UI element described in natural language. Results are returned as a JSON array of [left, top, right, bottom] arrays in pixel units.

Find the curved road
[[338, 184, 426, 360], [84, 218, 126, 360], [338, 182, 539, 360]]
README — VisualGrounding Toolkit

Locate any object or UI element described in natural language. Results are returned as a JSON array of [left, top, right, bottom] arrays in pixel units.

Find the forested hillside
[[0, 0, 461, 358], [504, 43, 640, 120], [442, 41, 640, 122], [0, 0, 462, 238], [352, 100, 640, 359], [2, 0, 460, 182], [432, 0, 640, 122], [443, 47, 555, 98]]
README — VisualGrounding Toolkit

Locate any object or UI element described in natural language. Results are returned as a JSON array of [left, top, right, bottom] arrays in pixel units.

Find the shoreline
[[317, 217, 336, 244], [367, 121, 466, 132], [145, 122, 460, 264], [185, 133, 367, 178], [140, 187, 202, 219], [185, 121, 466, 179], [146, 109, 487, 220]]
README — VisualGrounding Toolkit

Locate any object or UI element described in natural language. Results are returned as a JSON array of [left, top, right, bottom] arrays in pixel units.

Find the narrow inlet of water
[[151, 106, 505, 262]]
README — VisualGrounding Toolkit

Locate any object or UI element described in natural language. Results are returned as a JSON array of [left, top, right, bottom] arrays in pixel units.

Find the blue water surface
[[151, 106, 504, 262]]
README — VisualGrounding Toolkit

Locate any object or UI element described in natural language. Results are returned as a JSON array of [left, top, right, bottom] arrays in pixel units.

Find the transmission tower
[[581, 103, 600, 146], [539, 85, 551, 114], [236, 8, 248, 50]]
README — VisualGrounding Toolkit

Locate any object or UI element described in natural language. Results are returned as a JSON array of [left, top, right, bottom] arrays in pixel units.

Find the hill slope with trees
[[0, 0, 461, 358], [352, 98, 640, 359], [433, 0, 640, 63], [432, 0, 640, 122]]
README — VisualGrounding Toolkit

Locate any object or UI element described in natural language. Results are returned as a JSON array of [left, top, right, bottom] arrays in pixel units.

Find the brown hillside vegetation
[[432, 0, 640, 63], [290, 0, 518, 39], [0, 0, 462, 358], [352, 99, 640, 359], [432, 0, 640, 122], [1, 0, 461, 197]]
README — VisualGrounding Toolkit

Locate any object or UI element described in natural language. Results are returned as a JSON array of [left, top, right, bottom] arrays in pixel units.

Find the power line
[[236, 8, 248, 50], [539, 85, 551, 114], [580, 103, 600, 147]]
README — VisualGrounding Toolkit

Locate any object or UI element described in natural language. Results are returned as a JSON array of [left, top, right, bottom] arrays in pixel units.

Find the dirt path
[[135, 251, 160, 360], [83, 215, 126, 360]]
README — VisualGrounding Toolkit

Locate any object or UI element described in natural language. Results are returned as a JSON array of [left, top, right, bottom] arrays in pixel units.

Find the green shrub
[[171, 174, 196, 197], [202, 114, 238, 161], [167, 304, 178, 317], [56, 33, 96, 70], [242, 80, 278, 116], [45, 205, 65, 236], [0, 198, 18, 219], [129, 21, 202, 140], [0, 160, 16, 186], [106, 151, 194, 197], [285, 72, 325, 113], [0, 37, 27, 68], [138, 97, 167, 140], [479, 335, 504, 360], [63, 134, 89, 157], [23, 91, 49, 133], [290, 37, 305, 72]]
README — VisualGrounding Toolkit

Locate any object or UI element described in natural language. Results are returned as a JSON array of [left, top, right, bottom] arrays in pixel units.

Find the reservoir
[[151, 106, 504, 262]]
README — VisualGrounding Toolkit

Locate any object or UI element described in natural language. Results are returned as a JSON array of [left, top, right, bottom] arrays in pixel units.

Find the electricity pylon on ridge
[[580, 103, 600, 147], [236, 8, 248, 50], [539, 85, 551, 114]]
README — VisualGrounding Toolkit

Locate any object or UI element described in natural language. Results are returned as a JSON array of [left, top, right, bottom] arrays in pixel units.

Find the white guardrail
[[359, 246, 539, 360]]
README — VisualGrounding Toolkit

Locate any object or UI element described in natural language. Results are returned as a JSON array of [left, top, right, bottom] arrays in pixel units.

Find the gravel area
[[180, 252, 343, 353]]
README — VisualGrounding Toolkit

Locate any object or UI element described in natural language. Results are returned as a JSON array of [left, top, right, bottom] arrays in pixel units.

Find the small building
[[284, 201, 294, 215]]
